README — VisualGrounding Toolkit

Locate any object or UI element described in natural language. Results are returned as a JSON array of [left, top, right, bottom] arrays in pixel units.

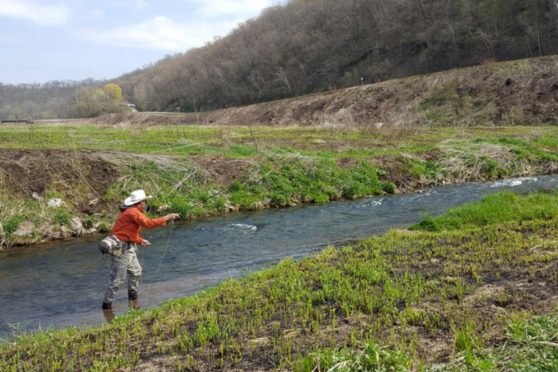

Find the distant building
[[122, 102, 137, 112]]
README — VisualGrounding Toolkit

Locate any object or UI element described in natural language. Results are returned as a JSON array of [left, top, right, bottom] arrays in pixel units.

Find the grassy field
[[0, 124, 557, 247], [1, 123, 558, 158], [1, 190, 557, 370]]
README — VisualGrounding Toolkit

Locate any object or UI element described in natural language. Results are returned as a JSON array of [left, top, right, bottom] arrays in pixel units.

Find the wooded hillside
[[117, 0, 558, 112], [1, 0, 557, 120]]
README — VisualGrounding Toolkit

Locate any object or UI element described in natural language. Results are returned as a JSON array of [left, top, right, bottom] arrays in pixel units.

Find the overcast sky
[[0, 0, 285, 85]]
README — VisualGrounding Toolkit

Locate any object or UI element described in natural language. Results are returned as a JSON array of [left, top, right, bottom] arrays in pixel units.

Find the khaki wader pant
[[103, 242, 142, 304]]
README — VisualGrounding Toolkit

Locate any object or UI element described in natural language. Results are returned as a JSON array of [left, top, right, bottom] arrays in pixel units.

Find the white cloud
[[0, 0, 70, 26], [79, 0, 284, 52], [80, 16, 238, 52], [192, 0, 276, 18]]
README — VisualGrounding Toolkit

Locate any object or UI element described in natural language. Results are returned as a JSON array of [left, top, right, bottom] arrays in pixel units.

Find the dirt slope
[[89, 56, 558, 128]]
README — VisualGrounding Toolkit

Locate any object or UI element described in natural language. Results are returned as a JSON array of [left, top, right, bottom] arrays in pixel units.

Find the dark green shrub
[[53, 210, 71, 226], [382, 182, 397, 194], [83, 215, 98, 229], [412, 213, 439, 232]]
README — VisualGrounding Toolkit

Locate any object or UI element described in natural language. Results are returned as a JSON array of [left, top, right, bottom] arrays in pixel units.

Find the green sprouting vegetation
[[293, 339, 412, 371], [412, 190, 558, 232], [229, 158, 393, 208], [107, 156, 394, 218], [0, 124, 557, 160], [438, 314, 558, 371], [1, 190, 557, 370]]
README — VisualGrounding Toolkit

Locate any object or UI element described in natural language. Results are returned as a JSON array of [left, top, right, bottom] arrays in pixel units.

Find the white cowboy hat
[[124, 190, 153, 207]]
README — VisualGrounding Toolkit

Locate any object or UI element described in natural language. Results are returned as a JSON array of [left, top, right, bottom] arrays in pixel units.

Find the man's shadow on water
[[102, 299, 140, 323]]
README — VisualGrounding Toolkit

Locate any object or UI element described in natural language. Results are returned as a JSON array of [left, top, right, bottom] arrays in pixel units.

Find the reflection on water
[[1, 175, 557, 338]]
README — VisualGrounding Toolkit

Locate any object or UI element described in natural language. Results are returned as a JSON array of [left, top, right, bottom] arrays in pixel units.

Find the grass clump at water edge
[[412, 190, 558, 232]]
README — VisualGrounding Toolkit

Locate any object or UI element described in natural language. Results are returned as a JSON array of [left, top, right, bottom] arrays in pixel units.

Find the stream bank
[[1, 125, 558, 250], [1, 175, 557, 339]]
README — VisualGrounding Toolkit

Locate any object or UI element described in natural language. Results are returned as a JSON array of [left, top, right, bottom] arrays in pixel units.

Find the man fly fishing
[[102, 189, 180, 311]]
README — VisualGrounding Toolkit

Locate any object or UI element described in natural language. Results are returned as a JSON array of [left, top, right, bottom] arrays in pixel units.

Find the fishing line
[[136, 219, 176, 305]]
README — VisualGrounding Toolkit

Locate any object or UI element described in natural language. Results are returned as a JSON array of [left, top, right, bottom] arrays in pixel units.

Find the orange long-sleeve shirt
[[111, 204, 167, 244]]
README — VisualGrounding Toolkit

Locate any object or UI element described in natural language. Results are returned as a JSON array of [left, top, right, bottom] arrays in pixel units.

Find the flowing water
[[1, 176, 558, 339]]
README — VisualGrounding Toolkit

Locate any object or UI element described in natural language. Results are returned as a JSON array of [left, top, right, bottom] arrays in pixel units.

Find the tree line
[[0, 80, 126, 120], [2, 0, 558, 119]]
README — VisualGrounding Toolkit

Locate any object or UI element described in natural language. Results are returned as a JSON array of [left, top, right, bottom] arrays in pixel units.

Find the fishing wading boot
[[102, 307, 115, 323], [128, 289, 139, 309], [128, 298, 140, 310]]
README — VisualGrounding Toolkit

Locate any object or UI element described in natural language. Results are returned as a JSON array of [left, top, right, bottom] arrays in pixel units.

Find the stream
[[1, 175, 558, 340]]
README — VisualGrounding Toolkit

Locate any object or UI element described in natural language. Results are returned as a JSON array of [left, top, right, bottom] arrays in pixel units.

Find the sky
[[0, 0, 285, 85]]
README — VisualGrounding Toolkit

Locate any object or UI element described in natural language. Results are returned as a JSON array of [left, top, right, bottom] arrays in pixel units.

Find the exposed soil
[[0, 149, 119, 201], [190, 156, 253, 185]]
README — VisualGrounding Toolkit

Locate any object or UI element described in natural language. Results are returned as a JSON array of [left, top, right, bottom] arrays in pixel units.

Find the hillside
[[2, 0, 558, 120], [94, 56, 558, 127], [117, 0, 558, 112]]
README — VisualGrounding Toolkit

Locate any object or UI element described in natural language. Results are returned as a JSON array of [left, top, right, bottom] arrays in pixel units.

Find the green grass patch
[[237, 158, 394, 208], [412, 190, 558, 232], [441, 314, 558, 371], [294, 340, 411, 371]]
